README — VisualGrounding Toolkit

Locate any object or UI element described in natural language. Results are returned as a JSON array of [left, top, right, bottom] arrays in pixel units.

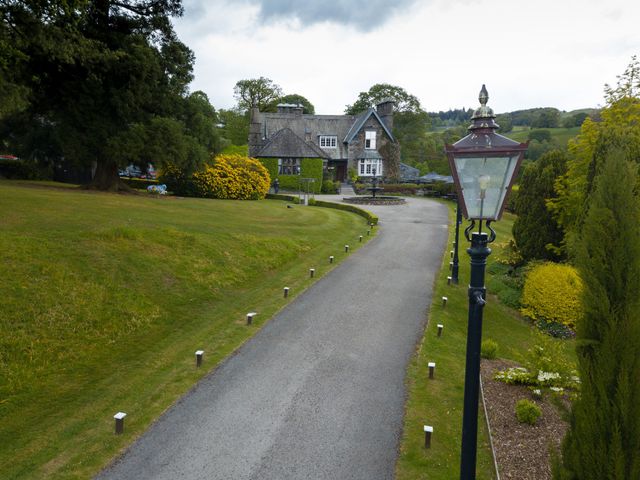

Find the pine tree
[[512, 150, 567, 262], [556, 149, 640, 479]]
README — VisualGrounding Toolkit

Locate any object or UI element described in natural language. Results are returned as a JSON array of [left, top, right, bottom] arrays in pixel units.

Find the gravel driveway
[[97, 196, 449, 480]]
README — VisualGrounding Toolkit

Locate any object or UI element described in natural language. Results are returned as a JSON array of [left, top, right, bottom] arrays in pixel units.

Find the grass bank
[[0, 181, 372, 479], [396, 203, 575, 479]]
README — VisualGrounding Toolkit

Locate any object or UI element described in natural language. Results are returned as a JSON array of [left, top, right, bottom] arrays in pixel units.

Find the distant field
[[0, 181, 371, 479], [508, 126, 581, 146]]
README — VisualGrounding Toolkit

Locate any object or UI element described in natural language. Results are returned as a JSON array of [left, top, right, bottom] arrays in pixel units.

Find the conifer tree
[[556, 149, 640, 479]]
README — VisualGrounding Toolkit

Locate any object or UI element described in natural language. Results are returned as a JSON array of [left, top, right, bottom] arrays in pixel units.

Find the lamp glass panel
[[453, 155, 519, 220]]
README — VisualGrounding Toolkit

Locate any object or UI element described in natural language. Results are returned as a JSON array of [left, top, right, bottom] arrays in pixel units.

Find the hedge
[[311, 200, 378, 225], [258, 157, 323, 193], [0, 159, 39, 179]]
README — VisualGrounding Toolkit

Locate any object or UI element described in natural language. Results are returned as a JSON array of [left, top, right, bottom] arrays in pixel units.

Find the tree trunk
[[85, 159, 133, 192]]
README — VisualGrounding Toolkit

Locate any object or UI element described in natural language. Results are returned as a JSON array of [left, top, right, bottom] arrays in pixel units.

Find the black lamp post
[[445, 85, 527, 480]]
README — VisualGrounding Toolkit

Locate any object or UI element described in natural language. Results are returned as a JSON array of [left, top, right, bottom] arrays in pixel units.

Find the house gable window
[[278, 158, 300, 175], [365, 131, 377, 150], [359, 159, 383, 177], [319, 135, 337, 148]]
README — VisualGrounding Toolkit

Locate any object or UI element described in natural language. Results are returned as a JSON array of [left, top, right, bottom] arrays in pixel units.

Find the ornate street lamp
[[445, 85, 527, 480]]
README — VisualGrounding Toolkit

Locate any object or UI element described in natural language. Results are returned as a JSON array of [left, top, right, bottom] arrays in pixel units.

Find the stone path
[[97, 197, 449, 480]]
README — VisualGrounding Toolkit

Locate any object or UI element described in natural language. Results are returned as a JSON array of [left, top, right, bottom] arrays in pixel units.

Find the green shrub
[[515, 399, 542, 425], [157, 163, 196, 196], [321, 180, 340, 194], [192, 154, 270, 200], [0, 159, 39, 179], [481, 339, 498, 359], [520, 262, 583, 333]]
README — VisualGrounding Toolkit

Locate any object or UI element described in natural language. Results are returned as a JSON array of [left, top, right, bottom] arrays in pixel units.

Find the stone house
[[248, 100, 399, 182]]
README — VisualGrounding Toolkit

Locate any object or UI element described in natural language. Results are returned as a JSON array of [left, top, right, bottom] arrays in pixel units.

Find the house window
[[365, 131, 376, 150], [278, 158, 300, 175], [319, 135, 337, 148], [359, 159, 383, 177]]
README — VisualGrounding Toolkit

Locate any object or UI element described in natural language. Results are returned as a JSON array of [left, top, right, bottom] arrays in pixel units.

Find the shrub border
[[265, 195, 378, 225]]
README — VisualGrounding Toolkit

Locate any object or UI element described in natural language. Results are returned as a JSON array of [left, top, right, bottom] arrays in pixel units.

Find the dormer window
[[319, 135, 337, 148], [365, 131, 376, 150]]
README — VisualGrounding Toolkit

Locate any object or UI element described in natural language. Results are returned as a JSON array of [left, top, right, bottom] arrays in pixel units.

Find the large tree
[[512, 150, 567, 262], [233, 77, 282, 112], [548, 56, 640, 252], [344, 83, 422, 115], [0, 0, 214, 190], [555, 149, 640, 479], [344, 83, 430, 168], [276, 93, 315, 114]]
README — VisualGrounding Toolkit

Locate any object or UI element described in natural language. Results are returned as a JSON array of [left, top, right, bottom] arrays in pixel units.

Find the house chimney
[[248, 104, 263, 157], [376, 98, 395, 131]]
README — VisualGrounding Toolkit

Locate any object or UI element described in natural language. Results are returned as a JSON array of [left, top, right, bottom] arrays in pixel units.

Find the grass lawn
[[0, 181, 373, 479], [395, 202, 575, 479], [507, 126, 581, 147]]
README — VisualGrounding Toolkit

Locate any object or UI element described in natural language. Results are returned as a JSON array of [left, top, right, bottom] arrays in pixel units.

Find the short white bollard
[[310, 268, 315, 278], [284, 287, 290, 298], [424, 425, 433, 448], [437, 324, 444, 337], [114, 412, 127, 435], [359, 235, 363, 243], [247, 312, 257, 325], [450, 250, 454, 258], [329, 255, 334, 264], [442, 296, 448, 307], [449, 261, 453, 271], [447, 276, 452, 285], [367, 230, 371, 236], [195, 350, 204, 367], [428, 362, 436, 379], [345, 245, 349, 253]]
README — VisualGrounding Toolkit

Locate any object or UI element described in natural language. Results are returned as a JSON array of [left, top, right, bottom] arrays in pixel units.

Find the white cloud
[[174, 0, 640, 114]]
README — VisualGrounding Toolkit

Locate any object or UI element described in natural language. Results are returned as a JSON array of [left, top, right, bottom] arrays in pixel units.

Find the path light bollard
[[449, 261, 454, 271], [428, 362, 436, 379], [442, 296, 448, 307], [284, 287, 289, 298], [437, 324, 444, 337], [345, 245, 349, 253], [359, 235, 363, 243], [447, 276, 452, 285], [247, 312, 257, 325], [451, 250, 454, 258], [367, 230, 371, 236], [114, 412, 127, 435], [310, 268, 315, 278], [195, 350, 204, 368], [424, 425, 433, 449], [329, 255, 334, 264]]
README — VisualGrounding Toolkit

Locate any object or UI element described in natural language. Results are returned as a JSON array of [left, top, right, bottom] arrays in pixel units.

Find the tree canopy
[[0, 0, 219, 189], [233, 77, 283, 112], [344, 83, 422, 115]]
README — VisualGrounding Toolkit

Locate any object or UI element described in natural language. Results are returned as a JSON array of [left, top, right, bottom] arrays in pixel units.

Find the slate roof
[[258, 108, 395, 161], [257, 128, 330, 159], [355, 149, 383, 160], [419, 172, 454, 184], [399, 162, 420, 181]]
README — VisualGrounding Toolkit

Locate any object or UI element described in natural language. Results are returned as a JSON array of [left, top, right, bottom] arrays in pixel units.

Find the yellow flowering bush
[[520, 262, 583, 332], [192, 154, 270, 200]]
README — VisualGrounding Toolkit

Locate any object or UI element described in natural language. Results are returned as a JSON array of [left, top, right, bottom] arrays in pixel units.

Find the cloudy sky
[[173, 0, 639, 115]]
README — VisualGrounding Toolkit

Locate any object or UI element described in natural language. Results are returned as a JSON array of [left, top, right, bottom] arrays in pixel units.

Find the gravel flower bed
[[481, 359, 570, 479]]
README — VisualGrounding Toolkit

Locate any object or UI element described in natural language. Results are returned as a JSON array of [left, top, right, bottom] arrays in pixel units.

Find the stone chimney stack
[[376, 98, 395, 131], [248, 104, 263, 157]]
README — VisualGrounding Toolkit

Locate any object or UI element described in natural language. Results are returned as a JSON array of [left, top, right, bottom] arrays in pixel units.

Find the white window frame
[[319, 135, 337, 148], [278, 158, 300, 175], [365, 131, 377, 150], [358, 159, 383, 177]]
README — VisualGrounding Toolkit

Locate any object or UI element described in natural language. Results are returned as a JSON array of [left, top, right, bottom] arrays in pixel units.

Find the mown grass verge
[[396, 203, 574, 479], [0, 181, 374, 479]]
